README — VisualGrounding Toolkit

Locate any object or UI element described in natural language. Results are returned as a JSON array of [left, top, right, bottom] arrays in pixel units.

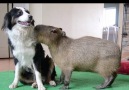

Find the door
[[0, 4, 9, 58]]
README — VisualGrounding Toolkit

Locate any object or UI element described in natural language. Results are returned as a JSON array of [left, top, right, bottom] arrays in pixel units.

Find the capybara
[[34, 24, 121, 90]]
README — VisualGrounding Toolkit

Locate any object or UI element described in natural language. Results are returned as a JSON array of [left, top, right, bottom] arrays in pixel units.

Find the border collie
[[1, 7, 56, 90]]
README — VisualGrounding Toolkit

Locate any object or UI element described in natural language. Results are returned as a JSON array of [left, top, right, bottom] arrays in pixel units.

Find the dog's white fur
[[5, 7, 48, 90], [6, 25, 35, 67]]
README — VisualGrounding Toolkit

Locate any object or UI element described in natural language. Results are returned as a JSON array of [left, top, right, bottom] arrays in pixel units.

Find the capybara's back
[[68, 36, 121, 75]]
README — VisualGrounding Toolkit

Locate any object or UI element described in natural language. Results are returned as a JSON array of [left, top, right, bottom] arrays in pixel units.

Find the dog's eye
[[17, 10, 23, 16]]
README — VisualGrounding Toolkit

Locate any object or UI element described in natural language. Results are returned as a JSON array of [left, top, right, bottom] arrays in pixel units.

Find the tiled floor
[[0, 59, 14, 72]]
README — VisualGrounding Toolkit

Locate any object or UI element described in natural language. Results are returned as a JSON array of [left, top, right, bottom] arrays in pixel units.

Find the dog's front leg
[[9, 63, 20, 89], [33, 63, 46, 90]]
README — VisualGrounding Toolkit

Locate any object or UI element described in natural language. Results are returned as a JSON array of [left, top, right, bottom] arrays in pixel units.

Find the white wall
[[118, 3, 124, 49], [29, 4, 43, 25], [41, 4, 73, 37], [13, 3, 29, 10], [71, 4, 104, 38], [40, 4, 104, 39], [30, 3, 104, 39]]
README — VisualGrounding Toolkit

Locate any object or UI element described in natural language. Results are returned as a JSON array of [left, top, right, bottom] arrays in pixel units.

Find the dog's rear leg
[[9, 63, 20, 89], [32, 81, 38, 88], [95, 72, 117, 89], [47, 63, 56, 86]]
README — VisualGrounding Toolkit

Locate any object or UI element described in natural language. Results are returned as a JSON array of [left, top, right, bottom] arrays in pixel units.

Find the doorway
[[102, 3, 119, 44]]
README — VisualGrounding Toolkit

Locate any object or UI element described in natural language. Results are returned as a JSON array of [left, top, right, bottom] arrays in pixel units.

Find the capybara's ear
[[62, 31, 66, 36], [51, 28, 65, 36], [58, 28, 62, 31], [58, 28, 66, 36], [51, 28, 61, 33]]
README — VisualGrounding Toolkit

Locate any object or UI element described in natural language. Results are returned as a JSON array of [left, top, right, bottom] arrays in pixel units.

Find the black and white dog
[[1, 7, 56, 90]]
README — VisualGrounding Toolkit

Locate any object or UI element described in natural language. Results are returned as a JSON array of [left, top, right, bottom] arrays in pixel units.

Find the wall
[[71, 4, 104, 38], [40, 4, 104, 39], [13, 3, 29, 10], [29, 4, 43, 25], [30, 3, 104, 39], [118, 3, 124, 49]]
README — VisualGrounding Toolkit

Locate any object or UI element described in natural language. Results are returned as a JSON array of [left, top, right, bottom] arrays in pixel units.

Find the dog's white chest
[[13, 46, 35, 67], [7, 26, 36, 67]]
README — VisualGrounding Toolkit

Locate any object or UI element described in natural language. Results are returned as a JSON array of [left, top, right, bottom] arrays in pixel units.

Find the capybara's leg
[[59, 71, 65, 84], [59, 69, 72, 90], [106, 72, 117, 87], [95, 72, 117, 89]]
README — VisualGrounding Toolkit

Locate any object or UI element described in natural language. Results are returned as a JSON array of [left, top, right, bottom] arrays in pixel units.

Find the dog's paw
[[32, 83, 46, 90], [49, 80, 56, 86], [38, 85, 46, 90], [9, 83, 17, 89], [31, 82, 38, 88]]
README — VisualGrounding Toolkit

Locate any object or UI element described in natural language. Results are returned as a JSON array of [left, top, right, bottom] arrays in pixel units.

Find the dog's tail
[[19, 68, 35, 85]]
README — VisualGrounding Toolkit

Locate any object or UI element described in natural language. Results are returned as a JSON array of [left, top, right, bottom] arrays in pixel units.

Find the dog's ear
[[1, 12, 12, 30]]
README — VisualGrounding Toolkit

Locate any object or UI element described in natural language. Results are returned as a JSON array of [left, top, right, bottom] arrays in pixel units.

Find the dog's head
[[1, 7, 34, 30], [34, 24, 66, 45]]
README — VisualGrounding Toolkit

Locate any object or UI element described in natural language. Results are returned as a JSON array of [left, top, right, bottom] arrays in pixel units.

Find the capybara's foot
[[95, 72, 117, 89], [59, 85, 69, 90], [57, 80, 64, 85], [95, 84, 110, 89]]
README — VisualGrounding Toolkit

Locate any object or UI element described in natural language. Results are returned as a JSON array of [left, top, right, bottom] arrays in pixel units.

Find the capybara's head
[[34, 24, 66, 45]]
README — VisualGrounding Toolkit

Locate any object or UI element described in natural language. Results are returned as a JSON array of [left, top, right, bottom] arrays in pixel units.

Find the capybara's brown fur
[[34, 24, 121, 90]]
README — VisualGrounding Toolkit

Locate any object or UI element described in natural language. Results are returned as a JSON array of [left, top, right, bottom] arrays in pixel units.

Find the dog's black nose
[[29, 15, 33, 20]]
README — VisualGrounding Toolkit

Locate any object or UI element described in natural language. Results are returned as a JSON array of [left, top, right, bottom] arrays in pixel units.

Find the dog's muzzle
[[18, 15, 33, 26]]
